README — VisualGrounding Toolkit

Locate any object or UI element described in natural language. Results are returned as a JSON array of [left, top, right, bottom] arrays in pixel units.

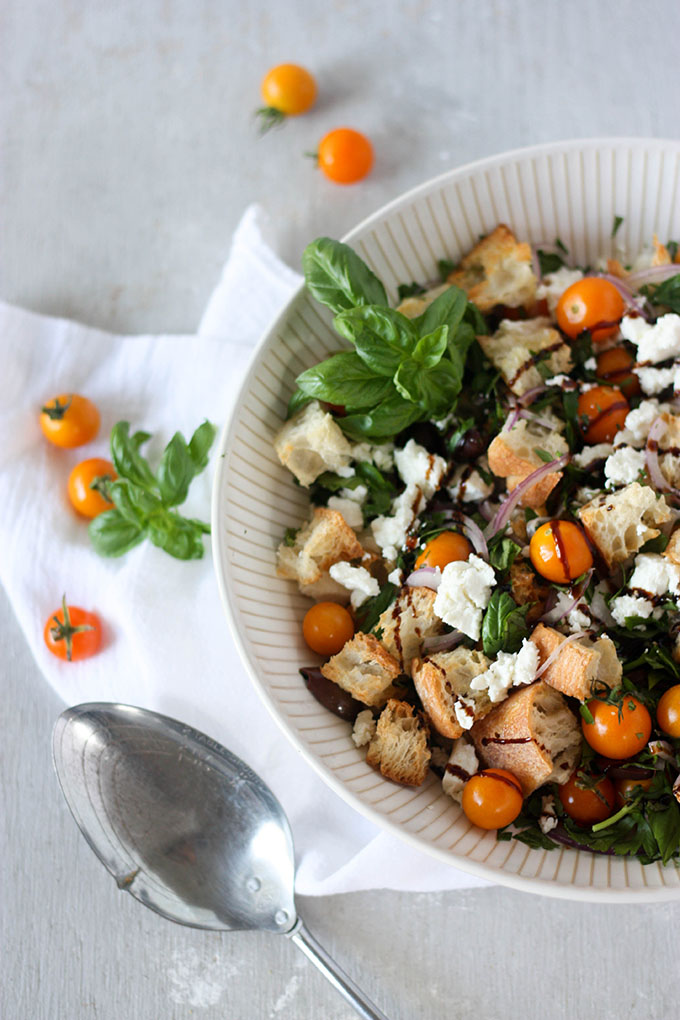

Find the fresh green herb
[[487, 536, 521, 572], [437, 258, 456, 280], [481, 590, 530, 657], [667, 240, 678, 261], [533, 448, 555, 463], [283, 527, 298, 547], [302, 237, 387, 314], [397, 281, 426, 301], [641, 273, 680, 315], [89, 420, 216, 561], [555, 238, 569, 255], [611, 214, 624, 238], [537, 250, 566, 275], [355, 582, 397, 633]]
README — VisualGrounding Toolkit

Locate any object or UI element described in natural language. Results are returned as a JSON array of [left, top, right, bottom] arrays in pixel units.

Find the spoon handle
[[289, 918, 390, 1020]]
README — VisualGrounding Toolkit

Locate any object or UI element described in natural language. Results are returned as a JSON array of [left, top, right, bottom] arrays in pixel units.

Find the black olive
[[454, 427, 486, 462], [300, 667, 365, 721]]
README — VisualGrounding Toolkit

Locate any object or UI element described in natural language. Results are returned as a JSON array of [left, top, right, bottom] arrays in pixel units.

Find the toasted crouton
[[577, 482, 670, 569], [487, 418, 569, 508], [470, 681, 581, 794], [396, 283, 450, 319], [509, 560, 551, 624], [530, 623, 622, 702], [446, 225, 538, 312], [274, 400, 353, 486], [477, 318, 572, 396], [321, 633, 401, 707], [276, 507, 365, 588], [664, 528, 680, 567], [412, 647, 493, 738], [653, 234, 671, 266], [657, 413, 680, 489], [366, 699, 431, 786], [377, 586, 445, 675]]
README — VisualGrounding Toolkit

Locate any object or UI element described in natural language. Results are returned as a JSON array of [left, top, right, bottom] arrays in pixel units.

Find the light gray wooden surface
[[2, 2, 680, 1018]]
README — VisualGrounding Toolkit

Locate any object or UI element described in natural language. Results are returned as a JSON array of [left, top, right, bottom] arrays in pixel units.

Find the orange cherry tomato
[[260, 63, 317, 119], [415, 531, 472, 570], [40, 394, 100, 448], [656, 684, 680, 738], [558, 772, 616, 825], [581, 696, 652, 760], [529, 520, 593, 584], [577, 385, 629, 444], [556, 277, 626, 343], [461, 768, 523, 830], [316, 128, 374, 184], [44, 596, 102, 662], [595, 346, 641, 398], [303, 601, 354, 656], [614, 775, 653, 807], [67, 458, 117, 519]]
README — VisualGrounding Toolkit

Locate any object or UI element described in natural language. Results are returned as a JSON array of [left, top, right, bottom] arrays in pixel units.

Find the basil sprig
[[481, 590, 530, 657], [293, 238, 479, 441], [89, 420, 216, 560]]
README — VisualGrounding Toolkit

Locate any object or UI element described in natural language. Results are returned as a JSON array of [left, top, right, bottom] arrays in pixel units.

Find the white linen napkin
[[0, 204, 489, 894]]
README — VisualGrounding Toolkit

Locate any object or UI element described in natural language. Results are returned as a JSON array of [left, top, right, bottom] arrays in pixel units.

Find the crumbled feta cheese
[[351, 442, 394, 471], [573, 443, 614, 468], [352, 710, 377, 747], [634, 364, 679, 396], [394, 439, 446, 499], [387, 567, 403, 586], [536, 266, 584, 314], [611, 593, 656, 625], [371, 484, 426, 561], [584, 356, 597, 371], [441, 738, 479, 803], [544, 373, 573, 387], [328, 562, 380, 608], [433, 554, 497, 640], [335, 465, 356, 478], [539, 794, 558, 835], [616, 399, 663, 447], [591, 581, 615, 626], [611, 553, 680, 625], [453, 695, 477, 731], [621, 313, 680, 364], [469, 639, 539, 702], [447, 464, 494, 503], [550, 590, 592, 633], [604, 446, 646, 487], [327, 496, 364, 529]]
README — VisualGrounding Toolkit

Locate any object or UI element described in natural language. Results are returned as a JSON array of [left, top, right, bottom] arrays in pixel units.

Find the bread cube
[[321, 633, 401, 708], [276, 507, 365, 588], [412, 647, 493, 739], [530, 623, 622, 702], [446, 224, 538, 312], [487, 418, 568, 508], [274, 400, 353, 486], [366, 699, 431, 786], [577, 482, 670, 569], [478, 317, 572, 396], [376, 586, 445, 675]]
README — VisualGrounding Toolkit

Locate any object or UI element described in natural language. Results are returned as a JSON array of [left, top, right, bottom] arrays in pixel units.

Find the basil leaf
[[648, 800, 680, 865], [302, 237, 387, 314], [334, 306, 418, 376], [437, 258, 456, 280], [397, 281, 426, 300], [412, 326, 448, 369], [414, 285, 467, 339], [110, 422, 157, 491], [287, 387, 313, 418], [88, 509, 146, 558], [108, 479, 162, 523], [482, 591, 530, 657], [394, 354, 463, 417], [188, 420, 217, 470], [340, 394, 422, 441], [643, 273, 680, 314], [537, 250, 566, 275], [296, 352, 394, 409], [147, 513, 208, 560], [355, 582, 397, 633], [488, 537, 521, 572]]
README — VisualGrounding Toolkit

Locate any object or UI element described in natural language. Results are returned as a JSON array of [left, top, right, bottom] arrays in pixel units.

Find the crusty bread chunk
[[470, 681, 581, 795], [530, 623, 622, 702], [577, 482, 670, 569], [446, 225, 538, 312], [663, 527, 680, 567], [366, 699, 431, 786], [396, 282, 450, 319], [276, 507, 365, 588], [487, 418, 569, 508], [478, 317, 572, 396], [509, 559, 551, 624], [321, 633, 401, 708], [274, 400, 353, 487], [412, 647, 493, 738], [657, 413, 680, 489], [377, 586, 445, 675]]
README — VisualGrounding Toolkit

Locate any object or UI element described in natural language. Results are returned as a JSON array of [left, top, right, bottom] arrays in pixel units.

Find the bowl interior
[[213, 138, 680, 900]]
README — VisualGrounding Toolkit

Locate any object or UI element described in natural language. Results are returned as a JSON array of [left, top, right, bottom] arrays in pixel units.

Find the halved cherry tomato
[[529, 520, 593, 584], [577, 385, 629, 444], [558, 771, 616, 825], [656, 684, 680, 738], [461, 768, 523, 830], [614, 775, 653, 807], [415, 531, 471, 570], [67, 458, 117, 519], [581, 696, 652, 760], [556, 277, 625, 343], [44, 596, 102, 662], [595, 346, 640, 398], [40, 394, 100, 448], [303, 601, 354, 656], [316, 128, 373, 184], [258, 63, 317, 130]]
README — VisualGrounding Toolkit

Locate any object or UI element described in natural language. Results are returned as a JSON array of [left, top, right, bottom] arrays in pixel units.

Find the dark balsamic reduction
[[506, 340, 566, 389]]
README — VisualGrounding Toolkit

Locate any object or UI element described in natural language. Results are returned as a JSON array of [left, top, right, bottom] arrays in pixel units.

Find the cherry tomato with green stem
[[44, 596, 102, 662]]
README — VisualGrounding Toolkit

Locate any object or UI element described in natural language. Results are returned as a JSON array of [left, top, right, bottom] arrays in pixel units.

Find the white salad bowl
[[213, 138, 680, 901]]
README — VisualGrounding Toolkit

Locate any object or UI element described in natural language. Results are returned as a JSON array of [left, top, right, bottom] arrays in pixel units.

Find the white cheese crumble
[[327, 496, 364, 529], [621, 313, 680, 364], [452, 695, 476, 731], [351, 441, 394, 471], [442, 738, 479, 804], [611, 553, 680, 625], [614, 399, 663, 447], [328, 562, 380, 609], [572, 443, 614, 468], [536, 266, 584, 314], [394, 439, 446, 499], [371, 484, 426, 561], [447, 464, 494, 503], [604, 446, 646, 487], [634, 364, 680, 396], [433, 554, 497, 640], [584, 356, 597, 371], [352, 709, 377, 747], [469, 639, 539, 703], [544, 373, 573, 387], [387, 567, 403, 586], [539, 794, 559, 835], [550, 590, 592, 633]]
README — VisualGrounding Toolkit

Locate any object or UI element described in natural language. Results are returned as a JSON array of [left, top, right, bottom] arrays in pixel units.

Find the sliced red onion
[[422, 630, 464, 654], [405, 566, 442, 590], [518, 409, 560, 431], [534, 630, 589, 679], [478, 499, 496, 522], [484, 454, 571, 539], [540, 569, 594, 625], [517, 385, 547, 407], [594, 272, 649, 318], [645, 416, 678, 495], [627, 263, 680, 288], [502, 406, 521, 432], [460, 514, 489, 561]]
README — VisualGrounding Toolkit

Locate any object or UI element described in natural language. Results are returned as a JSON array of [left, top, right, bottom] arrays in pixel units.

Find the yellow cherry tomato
[[67, 458, 117, 519], [595, 346, 640, 398], [303, 601, 354, 656], [656, 684, 680, 738], [581, 696, 652, 760], [529, 520, 593, 584], [577, 385, 629, 444], [258, 64, 317, 130], [40, 394, 100, 448], [556, 277, 625, 343], [316, 128, 374, 184], [461, 769, 523, 830], [415, 531, 472, 571], [558, 772, 616, 825]]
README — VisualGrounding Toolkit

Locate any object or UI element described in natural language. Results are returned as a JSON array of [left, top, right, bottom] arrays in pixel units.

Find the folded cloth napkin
[[0, 204, 489, 894]]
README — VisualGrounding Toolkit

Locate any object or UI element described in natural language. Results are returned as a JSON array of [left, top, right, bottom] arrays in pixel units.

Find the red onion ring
[[518, 409, 561, 430], [478, 499, 495, 522], [405, 566, 442, 590], [540, 569, 593, 625], [460, 514, 489, 561], [484, 454, 570, 539], [422, 630, 464, 654], [502, 406, 521, 432], [534, 630, 589, 679], [594, 272, 649, 319], [627, 264, 680, 288], [517, 385, 547, 407]]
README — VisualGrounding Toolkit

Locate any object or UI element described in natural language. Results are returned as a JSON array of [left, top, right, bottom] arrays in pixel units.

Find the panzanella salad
[[273, 224, 680, 864]]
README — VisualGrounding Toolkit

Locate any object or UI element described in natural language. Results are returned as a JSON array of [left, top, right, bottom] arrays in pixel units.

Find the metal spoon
[[52, 702, 389, 1020]]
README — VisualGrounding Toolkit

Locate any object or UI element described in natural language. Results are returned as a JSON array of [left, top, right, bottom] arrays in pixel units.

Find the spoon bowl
[[53, 703, 388, 1020]]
